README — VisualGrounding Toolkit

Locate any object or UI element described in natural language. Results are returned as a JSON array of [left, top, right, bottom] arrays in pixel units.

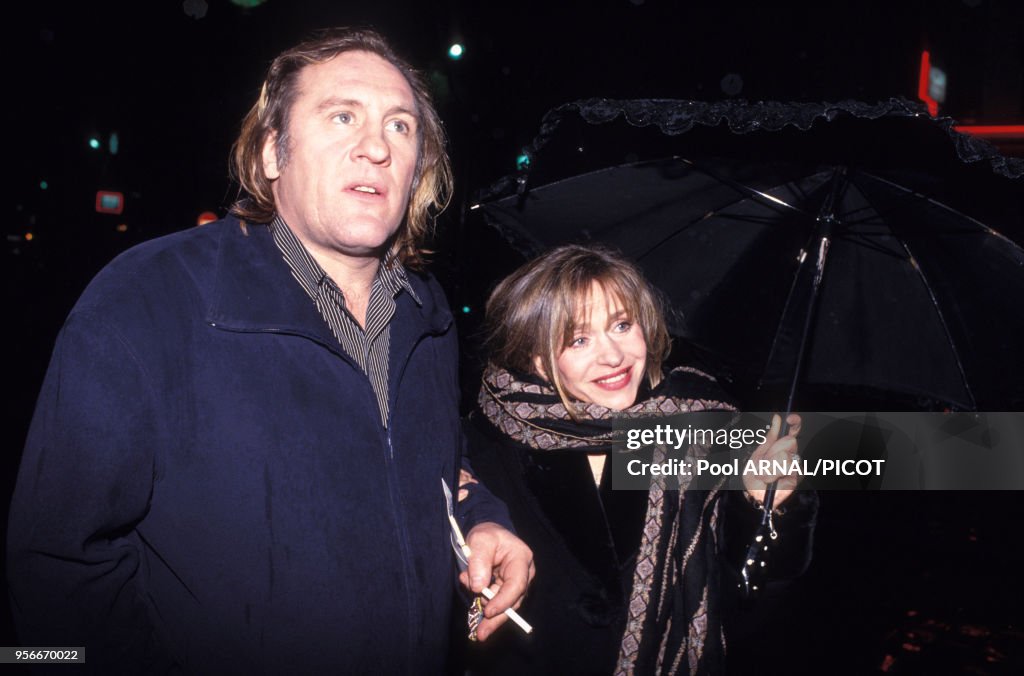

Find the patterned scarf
[[478, 364, 738, 675]]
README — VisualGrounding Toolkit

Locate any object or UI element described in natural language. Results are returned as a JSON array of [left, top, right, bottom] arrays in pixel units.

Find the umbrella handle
[[738, 485, 778, 601], [738, 417, 790, 600]]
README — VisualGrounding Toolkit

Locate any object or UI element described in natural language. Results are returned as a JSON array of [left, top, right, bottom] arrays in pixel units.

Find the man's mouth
[[351, 185, 381, 195]]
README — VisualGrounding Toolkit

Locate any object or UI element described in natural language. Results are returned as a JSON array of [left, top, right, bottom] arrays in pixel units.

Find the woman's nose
[[595, 335, 625, 366]]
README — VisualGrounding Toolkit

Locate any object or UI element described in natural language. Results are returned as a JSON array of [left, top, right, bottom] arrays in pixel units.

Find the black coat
[[8, 217, 512, 674], [462, 406, 817, 675]]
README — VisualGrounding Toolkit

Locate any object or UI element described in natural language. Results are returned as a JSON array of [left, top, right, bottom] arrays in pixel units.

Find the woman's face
[[549, 281, 648, 410]]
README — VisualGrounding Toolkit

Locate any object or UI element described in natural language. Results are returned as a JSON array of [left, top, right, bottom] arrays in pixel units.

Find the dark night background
[[4, 1, 1023, 673]]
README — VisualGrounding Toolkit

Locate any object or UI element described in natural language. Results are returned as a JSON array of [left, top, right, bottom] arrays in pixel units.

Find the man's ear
[[262, 131, 281, 180]]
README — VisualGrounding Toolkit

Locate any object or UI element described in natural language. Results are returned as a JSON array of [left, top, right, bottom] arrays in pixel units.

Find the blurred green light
[[39, 180, 48, 190], [448, 44, 464, 60], [88, 137, 101, 149], [461, 305, 471, 314], [516, 153, 530, 170]]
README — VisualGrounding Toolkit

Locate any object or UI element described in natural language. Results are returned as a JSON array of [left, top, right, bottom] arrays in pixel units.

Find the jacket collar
[[205, 216, 452, 345]]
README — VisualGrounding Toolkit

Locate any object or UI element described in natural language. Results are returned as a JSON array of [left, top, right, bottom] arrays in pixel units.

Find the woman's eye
[[614, 321, 632, 332], [570, 336, 587, 347]]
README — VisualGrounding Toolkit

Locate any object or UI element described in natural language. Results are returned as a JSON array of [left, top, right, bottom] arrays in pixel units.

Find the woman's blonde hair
[[229, 27, 452, 270], [484, 244, 671, 413]]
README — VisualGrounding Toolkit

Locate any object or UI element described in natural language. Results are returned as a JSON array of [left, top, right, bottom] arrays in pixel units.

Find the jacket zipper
[[379, 329, 441, 673], [379, 421, 417, 673], [380, 317, 450, 671]]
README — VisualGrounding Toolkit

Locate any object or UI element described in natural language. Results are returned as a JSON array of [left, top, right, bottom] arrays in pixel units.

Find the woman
[[464, 245, 815, 675]]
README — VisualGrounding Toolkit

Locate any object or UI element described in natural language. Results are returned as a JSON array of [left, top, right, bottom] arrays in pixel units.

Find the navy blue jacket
[[8, 217, 507, 674]]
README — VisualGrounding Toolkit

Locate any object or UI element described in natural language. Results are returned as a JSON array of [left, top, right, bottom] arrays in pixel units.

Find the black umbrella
[[475, 98, 1024, 412], [473, 98, 1024, 597]]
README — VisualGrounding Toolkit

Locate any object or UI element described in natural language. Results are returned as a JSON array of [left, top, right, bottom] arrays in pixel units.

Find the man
[[8, 28, 532, 674]]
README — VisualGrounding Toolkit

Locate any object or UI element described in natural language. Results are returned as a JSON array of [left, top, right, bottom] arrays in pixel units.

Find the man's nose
[[353, 125, 391, 164]]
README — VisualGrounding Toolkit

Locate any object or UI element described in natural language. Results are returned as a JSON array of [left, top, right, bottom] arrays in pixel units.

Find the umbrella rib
[[892, 238, 976, 410], [859, 171, 1024, 258], [635, 159, 814, 263], [634, 210, 807, 265], [680, 158, 812, 217], [836, 173, 1014, 239], [853, 174, 979, 410], [836, 233, 908, 260], [840, 190, 941, 229]]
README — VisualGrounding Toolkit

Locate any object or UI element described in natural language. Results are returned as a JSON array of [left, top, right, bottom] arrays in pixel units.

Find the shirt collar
[[268, 215, 421, 306]]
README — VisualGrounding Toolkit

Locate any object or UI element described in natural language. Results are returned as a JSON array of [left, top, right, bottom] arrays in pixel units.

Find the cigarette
[[447, 514, 534, 635], [479, 586, 532, 634]]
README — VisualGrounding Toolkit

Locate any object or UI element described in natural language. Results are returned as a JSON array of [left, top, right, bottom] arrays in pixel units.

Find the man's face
[[263, 50, 419, 264]]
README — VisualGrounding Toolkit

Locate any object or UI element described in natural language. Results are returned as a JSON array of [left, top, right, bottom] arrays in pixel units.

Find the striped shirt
[[268, 216, 421, 427]]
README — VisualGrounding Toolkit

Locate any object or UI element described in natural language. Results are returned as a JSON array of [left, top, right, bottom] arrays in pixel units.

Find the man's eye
[[387, 119, 411, 133], [332, 112, 353, 124]]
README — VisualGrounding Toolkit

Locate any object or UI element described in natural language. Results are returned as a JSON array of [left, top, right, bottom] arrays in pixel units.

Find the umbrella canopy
[[476, 99, 1024, 410]]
